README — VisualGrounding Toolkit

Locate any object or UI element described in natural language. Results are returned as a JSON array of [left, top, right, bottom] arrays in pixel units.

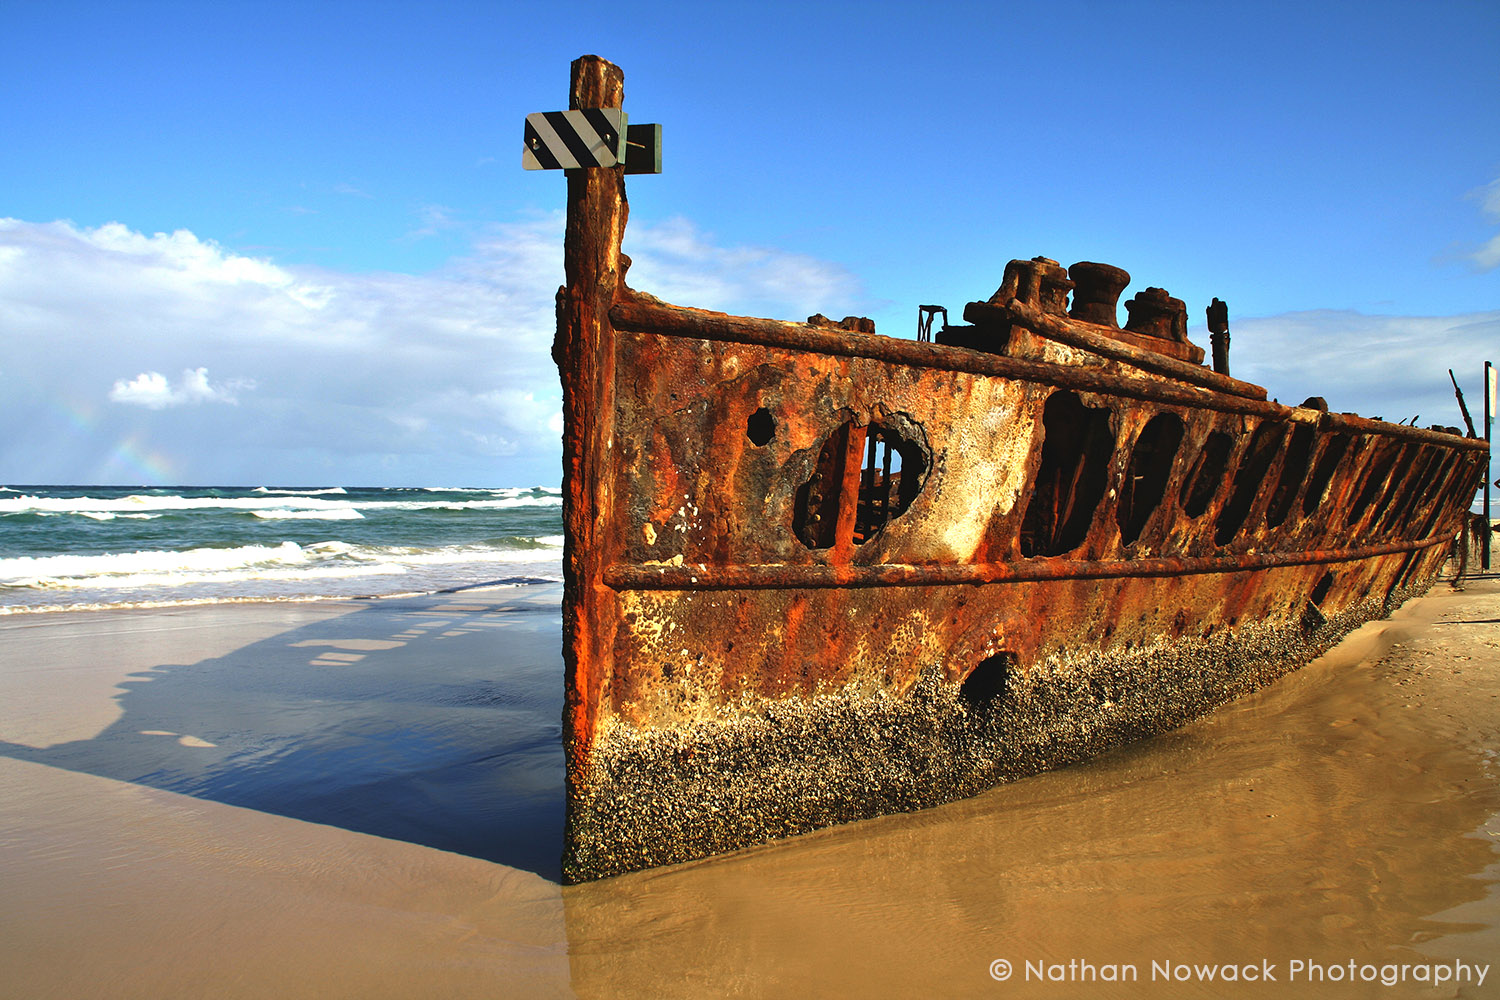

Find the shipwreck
[[546, 56, 1488, 882]]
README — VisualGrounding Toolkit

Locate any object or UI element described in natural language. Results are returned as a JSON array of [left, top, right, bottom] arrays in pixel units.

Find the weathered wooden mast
[[552, 55, 626, 878]]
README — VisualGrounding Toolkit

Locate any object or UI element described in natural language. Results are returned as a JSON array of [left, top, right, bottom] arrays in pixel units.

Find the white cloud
[[1463, 177, 1500, 272], [1479, 178, 1500, 221], [79, 221, 303, 288], [0, 214, 864, 485], [1, 211, 1491, 486], [110, 367, 252, 408], [622, 216, 863, 319], [1233, 308, 1500, 428], [405, 203, 462, 241], [5, 212, 1492, 488], [1470, 234, 1500, 272], [108, 372, 175, 408]]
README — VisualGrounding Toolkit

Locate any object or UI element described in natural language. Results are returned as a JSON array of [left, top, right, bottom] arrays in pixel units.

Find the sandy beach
[[2, 574, 1498, 998]]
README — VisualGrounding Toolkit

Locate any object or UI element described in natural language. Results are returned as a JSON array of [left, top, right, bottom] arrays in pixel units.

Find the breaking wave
[[0, 485, 566, 613], [0, 536, 564, 605]]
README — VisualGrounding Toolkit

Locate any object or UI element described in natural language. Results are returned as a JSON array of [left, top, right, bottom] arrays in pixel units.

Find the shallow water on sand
[[0, 586, 567, 877], [2, 579, 1498, 998]]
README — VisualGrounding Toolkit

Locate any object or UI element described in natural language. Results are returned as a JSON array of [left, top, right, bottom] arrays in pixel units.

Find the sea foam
[[0, 485, 565, 612], [0, 537, 565, 592]]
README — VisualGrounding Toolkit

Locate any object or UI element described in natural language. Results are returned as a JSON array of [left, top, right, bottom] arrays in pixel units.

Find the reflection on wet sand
[[1, 578, 1497, 998], [0, 588, 567, 878]]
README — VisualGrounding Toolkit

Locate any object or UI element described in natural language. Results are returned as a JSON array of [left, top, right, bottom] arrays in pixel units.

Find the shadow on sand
[[0, 584, 567, 881]]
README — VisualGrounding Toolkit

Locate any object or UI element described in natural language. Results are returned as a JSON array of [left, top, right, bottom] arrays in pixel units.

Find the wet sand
[[2, 577, 1498, 998]]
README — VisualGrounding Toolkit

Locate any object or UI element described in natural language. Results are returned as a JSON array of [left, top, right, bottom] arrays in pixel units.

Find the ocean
[[0, 485, 564, 613]]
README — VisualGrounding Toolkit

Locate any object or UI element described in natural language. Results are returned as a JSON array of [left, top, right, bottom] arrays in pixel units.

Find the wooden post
[[555, 54, 627, 873]]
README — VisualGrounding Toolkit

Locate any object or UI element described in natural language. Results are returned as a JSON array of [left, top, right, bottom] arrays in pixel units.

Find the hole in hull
[[852, 425, 924, 544], [1346, 442, 1402, 527], [1304, 571, 1337, 631], [1302, 434, 1350, 516], [1311, 571, 1335, 607], [1117, 413, 1184, 545], [1020, 391, 1116, 557], [1180, 431, 1233, 518], [793, 417, 928, 549], [960, 651, 1016, 706], [1214, 421, 1286, 546], [1265, 423, 1315, 529], [746, 407, 775, 446]]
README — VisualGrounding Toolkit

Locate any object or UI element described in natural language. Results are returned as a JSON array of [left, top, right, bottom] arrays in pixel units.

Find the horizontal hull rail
[[603, 533, 1451, 591], [609, 293, 1486, 453]]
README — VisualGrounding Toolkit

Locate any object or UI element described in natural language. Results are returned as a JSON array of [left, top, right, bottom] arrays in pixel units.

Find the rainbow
[[48, 397, 177, 484]]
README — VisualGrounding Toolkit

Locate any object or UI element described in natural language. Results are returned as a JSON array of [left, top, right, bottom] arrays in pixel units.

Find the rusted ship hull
[[552, 57, 1487, 883]]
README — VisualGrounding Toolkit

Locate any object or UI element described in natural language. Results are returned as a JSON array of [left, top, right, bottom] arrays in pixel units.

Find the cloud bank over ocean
[[0, 215, 865, 485], [1, 213, 1493, 486]]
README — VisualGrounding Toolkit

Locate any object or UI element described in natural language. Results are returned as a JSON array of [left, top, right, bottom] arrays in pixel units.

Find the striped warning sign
[[523, 109, 627, 170]]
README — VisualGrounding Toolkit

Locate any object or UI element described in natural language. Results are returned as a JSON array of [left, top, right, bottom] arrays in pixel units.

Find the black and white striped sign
[[523, 109, 627, 170]]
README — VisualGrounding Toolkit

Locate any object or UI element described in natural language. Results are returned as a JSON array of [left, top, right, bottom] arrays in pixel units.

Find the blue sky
[[2, 0, 1497, 486]]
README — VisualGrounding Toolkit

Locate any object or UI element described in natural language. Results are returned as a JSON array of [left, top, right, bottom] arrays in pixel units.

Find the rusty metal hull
[[553, 56, 1487, 884]]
